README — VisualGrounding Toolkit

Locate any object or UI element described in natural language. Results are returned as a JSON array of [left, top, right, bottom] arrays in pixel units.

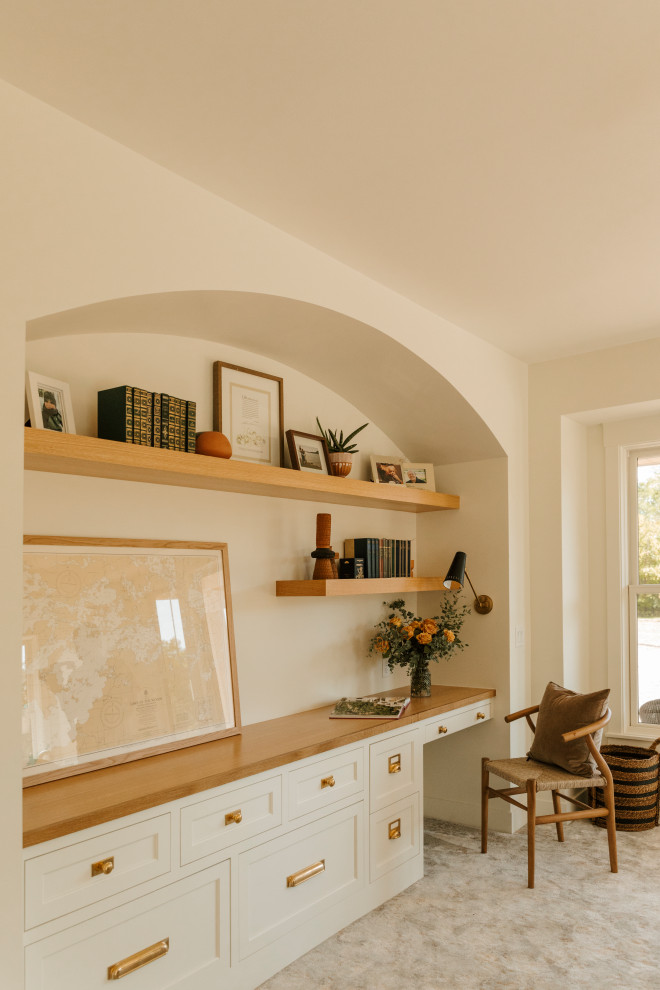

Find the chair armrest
[[504, 704, 540, 724], [561, 708, 611, 742]]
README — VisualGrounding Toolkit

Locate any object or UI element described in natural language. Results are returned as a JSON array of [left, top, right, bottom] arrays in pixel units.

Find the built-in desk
[[22, 684, 495, 989]]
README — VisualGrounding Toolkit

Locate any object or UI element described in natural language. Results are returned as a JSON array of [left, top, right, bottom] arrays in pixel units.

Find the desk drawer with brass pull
[[288, 747, 364, 820], [370, 794, 420, 882], [25, 861, 229, 990], [180, 773, 282, 865], [369, 730, 420, 813], [238, 802, 363, 959], [423, 702, 493, 745], [24, 815, 171, 930]]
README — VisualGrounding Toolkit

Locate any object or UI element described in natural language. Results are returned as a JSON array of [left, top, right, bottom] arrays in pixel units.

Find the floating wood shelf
[[24, 429, 460, 513], [276, 577, 449, 597]]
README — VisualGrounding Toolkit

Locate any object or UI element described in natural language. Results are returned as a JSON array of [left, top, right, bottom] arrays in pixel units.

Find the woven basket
[[591, 738, 660, 831]]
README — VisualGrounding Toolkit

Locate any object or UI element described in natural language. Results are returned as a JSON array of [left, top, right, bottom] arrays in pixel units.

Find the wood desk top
[[23, 684, 495, 847]]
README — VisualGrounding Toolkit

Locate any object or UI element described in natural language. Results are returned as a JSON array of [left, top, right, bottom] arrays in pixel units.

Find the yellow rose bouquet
[[369, 597, 469, 696]]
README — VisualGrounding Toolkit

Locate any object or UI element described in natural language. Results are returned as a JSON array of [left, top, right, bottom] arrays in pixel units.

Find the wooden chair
[[481, 704, 618, 888]]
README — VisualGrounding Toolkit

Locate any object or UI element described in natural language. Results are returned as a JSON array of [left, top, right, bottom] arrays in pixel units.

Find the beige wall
[[529, 339, 660, 733], [2, 80, 529, 981]]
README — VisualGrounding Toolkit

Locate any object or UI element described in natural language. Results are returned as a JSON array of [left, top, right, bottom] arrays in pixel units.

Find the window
[[628, 447, 660, 727]]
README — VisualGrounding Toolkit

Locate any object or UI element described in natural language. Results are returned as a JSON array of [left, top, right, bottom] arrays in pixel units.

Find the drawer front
[[423, 701, 492, 745], [370, 793, 420, 882], [25, 815, 171, 930], [238, 802, 363, 959], [288, 747, 364, 820], [180, 774, 282, 865], [25, 862, 230, 990], [369, 729, 420, 812]]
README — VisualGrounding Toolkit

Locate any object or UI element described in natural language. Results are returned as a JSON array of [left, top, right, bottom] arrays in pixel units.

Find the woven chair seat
[[485, 756, 606, 792]]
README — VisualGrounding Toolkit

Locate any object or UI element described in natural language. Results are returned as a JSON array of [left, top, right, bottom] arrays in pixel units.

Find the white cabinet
[[24, 697, 492, 990], [25, 863, 230, 990], [25, 814, 171, 930], [238, 802, 363, 959], [180, 773, 282, 865], [288, 746, 364, 820], [369, 728, 421, 812]]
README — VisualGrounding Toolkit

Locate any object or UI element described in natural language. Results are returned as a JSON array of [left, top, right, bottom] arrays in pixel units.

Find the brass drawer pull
[[388, 754, 401, 774], [108, 938, 169, 980], [321, 775, 336, 788], [91, 857, 114, 877], [389, 819, 401, 840], [476, 711, 487, 720], [438, 725, 448, 734], [286, 859, 325, 888], [225, 809, 243, 825]]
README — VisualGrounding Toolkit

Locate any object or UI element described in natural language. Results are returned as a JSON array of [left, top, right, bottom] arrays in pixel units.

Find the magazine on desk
[[329, 695, 411, 720]]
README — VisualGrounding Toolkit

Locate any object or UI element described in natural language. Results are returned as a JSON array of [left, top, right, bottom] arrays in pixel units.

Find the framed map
[[22, 537, 241, 786]]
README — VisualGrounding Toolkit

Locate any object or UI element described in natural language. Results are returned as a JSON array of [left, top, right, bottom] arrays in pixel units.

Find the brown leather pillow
[[527, 682, 610, 776]]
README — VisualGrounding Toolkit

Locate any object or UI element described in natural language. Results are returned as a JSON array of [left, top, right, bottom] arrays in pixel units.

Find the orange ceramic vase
[[195, 431, 232, 458]]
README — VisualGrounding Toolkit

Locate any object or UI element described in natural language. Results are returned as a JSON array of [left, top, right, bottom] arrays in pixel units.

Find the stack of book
[[98, 386, 196, 451], [344, 538, 414, 578]]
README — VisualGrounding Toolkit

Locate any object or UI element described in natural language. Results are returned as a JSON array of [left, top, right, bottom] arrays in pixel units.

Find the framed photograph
[[21, 536, 241, 786], [26, 371, 76, 434], [370, 454, 405, 485], [286, 429, 331, 474], [213, 361, 284, 467], [401, 462, 436, 491]]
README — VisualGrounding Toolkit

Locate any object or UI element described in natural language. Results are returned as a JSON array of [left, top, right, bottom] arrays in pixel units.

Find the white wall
[[417, 457, 513, 829], [24, 333, 417, 725], [529, 339, 660, 734], [1, 79, 529, 982]]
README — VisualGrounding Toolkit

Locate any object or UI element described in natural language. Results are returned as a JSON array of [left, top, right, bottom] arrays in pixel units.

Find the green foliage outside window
[[638, 470, 660, 616]]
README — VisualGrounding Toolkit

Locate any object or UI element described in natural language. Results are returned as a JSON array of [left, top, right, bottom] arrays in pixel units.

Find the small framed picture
[[370, 454, 405, 485], [286, 430, 331, 474], [402, 462, 436, 491], [26, 372, 76, 434], [213, 361, 284, 467]]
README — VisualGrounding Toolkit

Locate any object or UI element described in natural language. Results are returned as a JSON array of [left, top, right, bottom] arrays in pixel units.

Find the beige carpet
[[259, 817, 660, 989]]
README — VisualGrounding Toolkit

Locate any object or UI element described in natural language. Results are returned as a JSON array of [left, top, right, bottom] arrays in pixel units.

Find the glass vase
[[410, 660, 431, 698]]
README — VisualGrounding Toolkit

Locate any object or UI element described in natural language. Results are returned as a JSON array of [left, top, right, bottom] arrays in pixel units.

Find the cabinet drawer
[[423, 701, 492, 745], [25, 862, 230, 990], [238, 802, 363, 959], [180, 774, 282, 865], [369, 794, 420, 882], [25, 815, 171, 930], [369, 729, 420, 812], [288, 747, 363, 820]]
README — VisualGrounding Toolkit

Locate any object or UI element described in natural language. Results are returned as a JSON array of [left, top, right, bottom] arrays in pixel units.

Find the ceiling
[[3, 0, 660, 363]]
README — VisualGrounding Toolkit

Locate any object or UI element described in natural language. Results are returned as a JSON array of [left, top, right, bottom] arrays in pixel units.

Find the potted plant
[[369, 597, 470, 696], [316, 417, 368, 477]]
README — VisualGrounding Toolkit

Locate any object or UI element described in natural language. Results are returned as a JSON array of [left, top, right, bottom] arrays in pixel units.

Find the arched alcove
[[26, 291, 504, 466]]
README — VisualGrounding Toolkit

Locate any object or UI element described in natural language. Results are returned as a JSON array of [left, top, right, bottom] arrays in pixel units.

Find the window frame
[[625, 444, 660, 733]]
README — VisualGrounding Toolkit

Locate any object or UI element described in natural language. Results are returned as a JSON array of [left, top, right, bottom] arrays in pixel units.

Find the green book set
[[98, 385, 196, 452]]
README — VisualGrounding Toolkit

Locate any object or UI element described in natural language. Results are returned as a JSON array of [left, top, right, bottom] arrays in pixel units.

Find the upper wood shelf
[[24, 429, 460, 513], [276, 578, 449, 597]]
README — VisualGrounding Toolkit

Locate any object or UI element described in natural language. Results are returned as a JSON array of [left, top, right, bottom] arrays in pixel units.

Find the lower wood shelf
[[275, 578, 447, 597]]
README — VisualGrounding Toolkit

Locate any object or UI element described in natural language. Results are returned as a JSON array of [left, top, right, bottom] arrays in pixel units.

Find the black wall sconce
[[443, 551, 493, 615]]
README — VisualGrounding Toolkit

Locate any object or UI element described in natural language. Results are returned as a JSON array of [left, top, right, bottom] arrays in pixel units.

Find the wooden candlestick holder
[[311, 513, 338, 579]]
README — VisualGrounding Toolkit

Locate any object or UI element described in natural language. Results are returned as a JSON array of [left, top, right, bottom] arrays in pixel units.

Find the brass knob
[[388, 754, 401, 774], [321, 775, 336, 788], [91, 857, 114, 877], [476, 712, 487, 720], [225, 809, 243, 825], [438, 725, 448, 734]]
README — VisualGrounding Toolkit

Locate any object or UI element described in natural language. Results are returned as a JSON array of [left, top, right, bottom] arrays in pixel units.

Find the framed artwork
[[370, 454, 405, 485], [26, 371, 76, 434], [213, 361, 284, 467], [401, 462, 436, 491], [21, 536, 241, 786], [286, 429, 331, 474]]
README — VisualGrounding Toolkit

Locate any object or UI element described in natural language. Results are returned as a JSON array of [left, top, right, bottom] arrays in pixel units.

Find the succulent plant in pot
[[316, 417, 368, 478]]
